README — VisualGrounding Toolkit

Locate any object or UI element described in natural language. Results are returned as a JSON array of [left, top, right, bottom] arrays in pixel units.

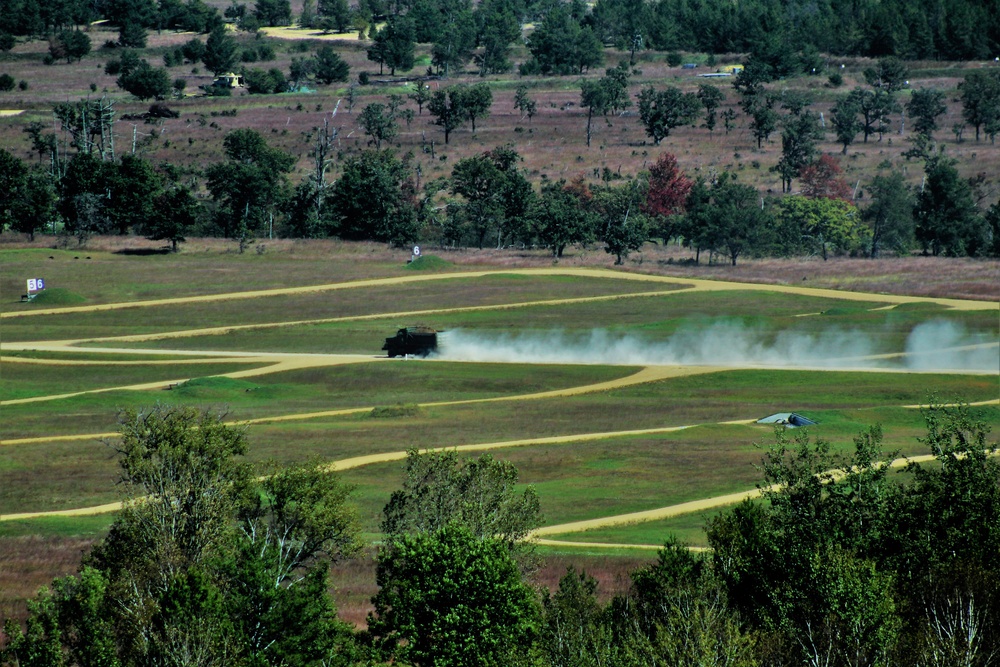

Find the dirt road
[[2, 268, 996, 547]]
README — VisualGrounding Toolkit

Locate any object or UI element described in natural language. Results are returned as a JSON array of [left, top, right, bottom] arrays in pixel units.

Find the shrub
[[0, 74, 14, 91]]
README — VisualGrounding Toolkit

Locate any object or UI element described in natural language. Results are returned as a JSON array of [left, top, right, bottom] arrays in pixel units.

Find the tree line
[[3, 113, 999, 260], [2, 0, 998, 70], [3, 400, 998, 666]]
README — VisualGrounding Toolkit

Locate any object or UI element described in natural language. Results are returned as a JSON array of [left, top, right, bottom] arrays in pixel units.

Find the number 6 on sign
[[413, 246, 421, 257]]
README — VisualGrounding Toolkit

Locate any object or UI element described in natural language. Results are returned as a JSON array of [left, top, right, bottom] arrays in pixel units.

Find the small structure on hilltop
[[756, 413, 818, 428], [213, 72, 244, 89]]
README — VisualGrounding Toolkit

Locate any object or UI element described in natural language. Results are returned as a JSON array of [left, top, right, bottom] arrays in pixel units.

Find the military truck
[[382, 327, 438, 357]]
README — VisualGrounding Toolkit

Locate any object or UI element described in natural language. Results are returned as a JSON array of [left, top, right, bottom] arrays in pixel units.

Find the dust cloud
[[434, 320, 998, 373]]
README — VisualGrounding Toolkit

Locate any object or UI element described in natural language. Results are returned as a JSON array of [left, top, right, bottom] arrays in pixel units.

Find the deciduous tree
[[529, 180, 598, 257], [907, 88, 947, 138], [643, 151, 692, 243], [914, 155, 985, 256], [638, 86, 701, 146], [864, 170, 913, 257], [329, 149, 420, 246], [369, 525, 539, 667], [359, 102, 398, 149], [958, 70, 1000, 142]]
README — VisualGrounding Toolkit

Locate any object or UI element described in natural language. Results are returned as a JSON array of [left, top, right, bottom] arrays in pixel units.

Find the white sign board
[[412, 245, 421, 257], [26, 278, 45, 292]]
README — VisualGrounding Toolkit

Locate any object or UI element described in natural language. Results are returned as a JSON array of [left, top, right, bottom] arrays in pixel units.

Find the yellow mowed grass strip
[[0, 290, 685, 347], [531, 450, 1000, 547], [0, 363, 703, 443], [3, 268, 995, 321]]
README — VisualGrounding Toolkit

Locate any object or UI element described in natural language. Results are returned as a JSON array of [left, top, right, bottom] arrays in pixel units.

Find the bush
[[358, 71, 369, 85], [148, 103, 180, 118], [666, 51, 683, 66], [828, 72, 844, 87], [18, 79, 28, 90], [0, 74, 14, 91], [180, 38, 205, 63]]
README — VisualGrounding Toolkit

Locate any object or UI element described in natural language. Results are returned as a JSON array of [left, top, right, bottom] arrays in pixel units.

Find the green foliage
[[144, 186, 201, 251], [593, 181, 650, 265], [524, 5, 603, 75], [958, 70, 1000, 142], [369, 525, 540, 667], [697, 83, 725, 132], [831, 92, 863, 154], [367, 16, 415, 75], [530, 179, 598, 257], [428, 87, 465, 143], [907, 88, 948, 138], [49, 29, 90, 63], [636, 85, 700, 145], [774, 195, 868, 260], [513, 84, 537, 122], [684, 173, 771, 266], [116, 60, 171, 100], [540, 567, 612, 666], [914, 155, 987, 257], [863, 56, 909, 92], [0, 148, 57, 240], [705, 405, 1000, 665], [314, 45, 350, 84], [255, 0, 291, 26], [243, 66, 286, 94], [774, 109, 823, 193], [381, 448, 542, 549], [359, 102, 398, 149], [202, 24, 238, 75], [450, 145, 533, 248], [864, 170, 914, 257], [431, 9, 476, 77], [849, 87, 897, 143], [3, 405, 362, 667], [205, 129, 294, 243], [474, 0, 520, 75], [329, 149, 420, 246]]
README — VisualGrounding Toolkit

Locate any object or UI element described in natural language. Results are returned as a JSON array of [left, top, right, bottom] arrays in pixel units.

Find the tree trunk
[[586, 109, 593, 147]]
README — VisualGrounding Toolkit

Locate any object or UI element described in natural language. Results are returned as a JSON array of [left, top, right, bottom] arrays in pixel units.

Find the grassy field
[[0, 244, 997, 627]]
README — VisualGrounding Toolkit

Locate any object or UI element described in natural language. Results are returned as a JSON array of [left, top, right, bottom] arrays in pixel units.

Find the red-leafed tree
[[800, 155, 853, 201], [643, 152, 692, 243]]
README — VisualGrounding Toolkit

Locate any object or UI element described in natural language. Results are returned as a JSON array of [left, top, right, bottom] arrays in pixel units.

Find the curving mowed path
[[2, 269, 997, 547]]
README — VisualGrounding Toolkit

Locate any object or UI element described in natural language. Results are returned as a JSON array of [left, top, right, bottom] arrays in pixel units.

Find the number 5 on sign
[[27, 278, 44, 291]]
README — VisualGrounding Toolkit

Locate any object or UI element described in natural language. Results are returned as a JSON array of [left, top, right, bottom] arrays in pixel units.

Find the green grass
[[404, 254, 452, 270], [25, 288, 87, 306], [0, 256, 995, 613], [0, 275, 675, 343], [0, 515, 113, 539], [0, 361, 265, 401]]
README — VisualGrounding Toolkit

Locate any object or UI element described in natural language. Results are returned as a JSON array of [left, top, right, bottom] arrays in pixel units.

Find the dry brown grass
[[329, 550, 651, 630], [2, 234, 996, 301], [0, 536, 95, 632]]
